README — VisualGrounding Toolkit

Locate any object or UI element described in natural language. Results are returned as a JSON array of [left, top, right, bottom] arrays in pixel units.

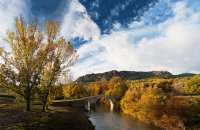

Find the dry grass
[[0, 101, 94, 130]]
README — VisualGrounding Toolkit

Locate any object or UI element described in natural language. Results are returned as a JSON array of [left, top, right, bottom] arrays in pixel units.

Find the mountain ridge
[[75, 70, 197, 83]]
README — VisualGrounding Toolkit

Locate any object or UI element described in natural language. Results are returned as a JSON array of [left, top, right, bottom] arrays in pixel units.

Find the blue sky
[[0, 0, 200, 79]]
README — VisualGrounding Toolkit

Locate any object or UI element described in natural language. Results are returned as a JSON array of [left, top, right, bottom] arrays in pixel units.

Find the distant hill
[[75, 70, 197, 83], [76, 70, 170, 83], [175, 73, 196, 78]]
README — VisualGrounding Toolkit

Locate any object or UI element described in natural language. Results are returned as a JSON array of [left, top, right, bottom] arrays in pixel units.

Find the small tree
[[63, 83, 87, 100], [63, 83, 77, 99]]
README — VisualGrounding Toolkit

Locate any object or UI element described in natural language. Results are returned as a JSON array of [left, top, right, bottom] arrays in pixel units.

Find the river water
[[88, 104, 162, 130]]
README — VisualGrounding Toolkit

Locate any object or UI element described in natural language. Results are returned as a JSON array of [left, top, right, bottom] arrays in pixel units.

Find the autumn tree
[[87, 82, 101, 96], [63, 83, 87, 99], [0, 17, 48, 111], [74, 84, 87, 99], [39, 22, 78, 111], [98, 78, 109, 94], [63, 83, 77, 99], [0, 17, 77, 111], [105, 77, 127, 100], [184, 76, 200, 94]]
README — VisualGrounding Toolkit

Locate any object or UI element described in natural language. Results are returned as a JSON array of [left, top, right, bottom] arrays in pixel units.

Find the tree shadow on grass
[[0, 104, 94, 130]]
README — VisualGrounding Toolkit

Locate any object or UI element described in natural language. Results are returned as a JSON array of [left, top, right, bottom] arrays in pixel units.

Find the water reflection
[[88, 104, 162, 130]]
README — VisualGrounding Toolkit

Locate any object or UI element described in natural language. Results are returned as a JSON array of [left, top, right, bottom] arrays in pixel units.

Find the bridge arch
[[85, 94, 117, 111]]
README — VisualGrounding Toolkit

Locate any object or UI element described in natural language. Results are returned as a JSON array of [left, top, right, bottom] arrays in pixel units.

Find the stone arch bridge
[[53, 94, 117, 111], [84, 94, 117, 111]]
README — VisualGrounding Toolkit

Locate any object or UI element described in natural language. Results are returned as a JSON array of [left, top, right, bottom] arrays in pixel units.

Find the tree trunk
[[46, 104, 49, 110], [26, 94, 31, 111], [42, 91, 49, 112]]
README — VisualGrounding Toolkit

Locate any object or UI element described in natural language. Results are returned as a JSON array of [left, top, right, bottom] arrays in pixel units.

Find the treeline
[[62, 77, 127, 101], [62, 76, 200, 130], [62, 75, 200, 100]]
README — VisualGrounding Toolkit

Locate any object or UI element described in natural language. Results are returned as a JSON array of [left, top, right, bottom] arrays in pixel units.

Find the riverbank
[[0, 102, 94, 130]]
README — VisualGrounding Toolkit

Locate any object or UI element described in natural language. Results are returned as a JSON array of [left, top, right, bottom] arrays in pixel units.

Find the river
[[88, 104, 162, 130]]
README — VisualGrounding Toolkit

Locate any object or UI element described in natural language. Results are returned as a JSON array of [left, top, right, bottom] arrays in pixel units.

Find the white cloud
[[61, 0, 101, 41], [0, 0, 28, 45], [71, 0, 200, 79]]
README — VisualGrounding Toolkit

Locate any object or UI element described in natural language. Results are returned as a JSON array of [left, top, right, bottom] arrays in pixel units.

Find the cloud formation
[[71, 0, 200, 79], [0, 0, 28, 44], [61, 0, 101, 41]]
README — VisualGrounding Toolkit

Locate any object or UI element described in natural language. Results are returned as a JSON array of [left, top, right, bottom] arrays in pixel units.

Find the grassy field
[[0, 96, 94, 130]]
